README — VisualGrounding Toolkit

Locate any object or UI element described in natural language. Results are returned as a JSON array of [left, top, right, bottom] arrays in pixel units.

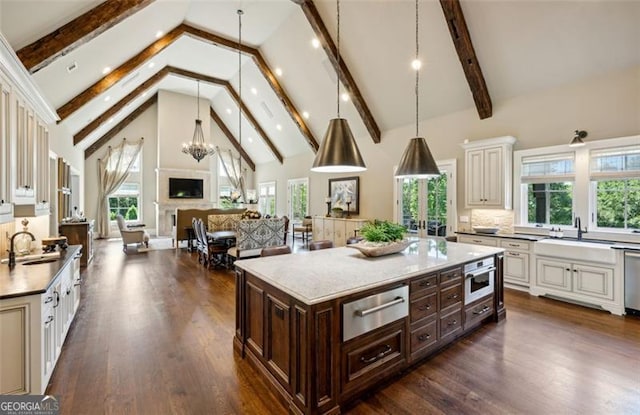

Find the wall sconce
[[569, 130, 587, 147]]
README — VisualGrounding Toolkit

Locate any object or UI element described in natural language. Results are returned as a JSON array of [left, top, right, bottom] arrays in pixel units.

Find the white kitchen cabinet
[[457, 234, 498, 247], [312, 216, 369, 247], [573, 263, 614, 300], [0, 250, 81, 394], [461, 136, 516, 209], [500, 239, 531, 288], [536, 258, 572, 292]]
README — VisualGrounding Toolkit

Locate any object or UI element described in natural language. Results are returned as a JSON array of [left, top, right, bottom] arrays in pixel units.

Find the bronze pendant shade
[[311, 118, 366, 173], [395, 136, 440, 178]]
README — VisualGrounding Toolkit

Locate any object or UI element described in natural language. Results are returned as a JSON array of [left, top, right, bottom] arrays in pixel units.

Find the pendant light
[[182, 80, 215, 162], [237, 9, 249, 202], [569, 130, 587, 147], [311, 0, 366, 173], [395, 0, 440, 178]]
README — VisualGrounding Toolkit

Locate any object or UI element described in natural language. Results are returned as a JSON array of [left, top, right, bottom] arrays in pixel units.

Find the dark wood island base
[[235, 250, 505, 415]]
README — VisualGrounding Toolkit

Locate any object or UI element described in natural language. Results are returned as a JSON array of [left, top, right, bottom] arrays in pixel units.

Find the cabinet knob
[[447, 293, 459, 300], [418, 304, 431, 311], [448, 319, 457, 326], [418, 333, 431, 342]]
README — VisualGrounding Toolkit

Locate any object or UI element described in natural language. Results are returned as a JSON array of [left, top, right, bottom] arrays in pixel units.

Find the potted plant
[[348, 220, 413, 257]]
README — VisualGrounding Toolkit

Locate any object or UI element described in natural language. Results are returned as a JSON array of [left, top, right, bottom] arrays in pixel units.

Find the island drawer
[[410, 320, 438, 360], [440, 308, 462, 340], [410, 292, 437, 324], [440, 284, 462, 311], [464, 296, 494, 330], [410, 273, 437, 298], [439, 266, 463, 287], [341, 320, 406, 394]]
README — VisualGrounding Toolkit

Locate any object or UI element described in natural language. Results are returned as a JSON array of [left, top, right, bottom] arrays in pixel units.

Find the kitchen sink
[[22, 258, 59, 266], [535, 238, 616, 264]]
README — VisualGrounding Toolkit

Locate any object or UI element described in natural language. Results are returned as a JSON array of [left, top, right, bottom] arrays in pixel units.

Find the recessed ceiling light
[[226, 108, 232, 114], [341, 93, 350, 102], [311, 38, 321, 49], [104, 96, 111, 102], [411, 59, 422, 71], [148, 62, 155, 69], [302, 111, 310, 119], [247, 137, 253, 143], [276, 124, 282, 131], [275, 67, 283, 77], [251, 87, 257, 95], [102, 66, 111, 75], [155, 30, 163, 39]]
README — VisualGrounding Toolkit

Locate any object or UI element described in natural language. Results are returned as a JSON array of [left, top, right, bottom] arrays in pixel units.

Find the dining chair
[[261, 245, 292, 257], [309, 240, 334, 251]]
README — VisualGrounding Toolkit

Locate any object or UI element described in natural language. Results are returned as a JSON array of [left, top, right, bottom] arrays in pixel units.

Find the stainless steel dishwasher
[[625, 251, 640, 315]]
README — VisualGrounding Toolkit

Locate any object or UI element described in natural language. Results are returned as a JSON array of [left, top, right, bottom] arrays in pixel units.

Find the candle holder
[[326, 201, 332, 217], [346, 201, 351, 218]]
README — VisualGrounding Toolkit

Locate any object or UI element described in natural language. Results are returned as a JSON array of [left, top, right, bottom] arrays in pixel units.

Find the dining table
[[206, 230, 236, 246]]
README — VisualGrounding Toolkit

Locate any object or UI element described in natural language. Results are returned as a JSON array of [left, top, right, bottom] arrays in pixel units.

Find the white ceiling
[[1, 0, 638, 165]]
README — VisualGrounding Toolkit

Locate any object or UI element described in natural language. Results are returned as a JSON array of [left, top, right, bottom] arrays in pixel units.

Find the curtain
[[96, 138, 143, 238], [217, 147, 246, 202]]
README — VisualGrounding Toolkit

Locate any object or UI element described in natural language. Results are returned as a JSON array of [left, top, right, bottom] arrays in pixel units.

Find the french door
[[396, 160, 456, 238], [287, 178, 309, 222]]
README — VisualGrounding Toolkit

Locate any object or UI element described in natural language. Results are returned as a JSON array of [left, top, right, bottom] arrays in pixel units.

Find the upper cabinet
[[461, 136, 516, 209], [0, 33, 58, 222]]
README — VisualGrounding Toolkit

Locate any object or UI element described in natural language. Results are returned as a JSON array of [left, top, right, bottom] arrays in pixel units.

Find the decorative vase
[[346, 239, 414, 257], [14, 218, 32, 255]]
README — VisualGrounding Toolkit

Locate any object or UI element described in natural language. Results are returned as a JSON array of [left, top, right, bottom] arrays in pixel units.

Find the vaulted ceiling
[[1, 0, 638, 165]]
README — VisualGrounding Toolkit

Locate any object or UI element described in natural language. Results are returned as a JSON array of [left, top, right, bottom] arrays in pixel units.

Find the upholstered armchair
[[116, 214, 149, 252]]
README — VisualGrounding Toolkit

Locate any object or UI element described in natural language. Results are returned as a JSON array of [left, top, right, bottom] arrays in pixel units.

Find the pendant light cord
[[196, 80, 200, 120], [415, 0, 419, 137], [336, 0, 340, 118], [238, 9, 243, 175]]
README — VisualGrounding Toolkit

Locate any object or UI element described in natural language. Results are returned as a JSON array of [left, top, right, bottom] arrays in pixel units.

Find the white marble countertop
[[236, 238, 504, 305]]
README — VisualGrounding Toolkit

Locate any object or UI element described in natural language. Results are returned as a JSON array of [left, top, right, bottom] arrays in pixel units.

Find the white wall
[[84, 103, 158, 234], [255, 65, 640, 223]]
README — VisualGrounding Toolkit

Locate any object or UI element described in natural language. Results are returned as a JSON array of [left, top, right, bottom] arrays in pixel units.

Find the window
[[109, 153, 141, 222], [591, 146, 640, 230], [258, 181, 276, 217], [218, 185, 233, 208], [396, 160, 457, 237], [288, 178, 309, 222], [520, 153, 575, 226]]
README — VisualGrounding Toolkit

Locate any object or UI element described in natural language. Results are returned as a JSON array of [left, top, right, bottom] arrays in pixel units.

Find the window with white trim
[[258, 181, 276, 217], [590, 146, 640, 230], [520, 153, 575, 226], [108, 154, 141, 222]]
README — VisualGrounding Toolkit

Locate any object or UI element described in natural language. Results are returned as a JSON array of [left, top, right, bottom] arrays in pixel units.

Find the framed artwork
[[329, 176, 359, 214]]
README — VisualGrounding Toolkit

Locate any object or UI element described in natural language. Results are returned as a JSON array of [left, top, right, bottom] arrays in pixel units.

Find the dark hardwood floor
[[47, 239, 640, 414]]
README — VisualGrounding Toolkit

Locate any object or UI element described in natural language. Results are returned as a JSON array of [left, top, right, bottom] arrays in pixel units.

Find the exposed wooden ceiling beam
[[210, 108, 255, 171], [84, 93, 157, 159], [74, 65, 282, 164], [295, 0, 381, 143], [439, 0, 492, 119], [74, 67, 170, 145], [169, 67, 284, 164], [56, 23, 317, 153], [17, 0, 154, 74]]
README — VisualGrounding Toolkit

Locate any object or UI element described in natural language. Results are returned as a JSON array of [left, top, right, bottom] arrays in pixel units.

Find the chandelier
[[182, 80, 215, 162]]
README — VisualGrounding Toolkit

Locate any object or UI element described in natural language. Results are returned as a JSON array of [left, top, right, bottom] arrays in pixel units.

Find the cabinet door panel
[[537, 259, 571, 291], [466, 149, 484, 206], [504, 252, 529, 284], [410, 319, 438, 359], [573, 265, 614, 300], [483, 147, 503, 206], [0, 306, 27, 394], [266, 295, 290, 387], [246, 282, 264, 355]]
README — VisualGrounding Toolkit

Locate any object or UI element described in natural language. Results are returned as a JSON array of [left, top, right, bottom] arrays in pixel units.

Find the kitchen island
[[234, 238, 505, 414]]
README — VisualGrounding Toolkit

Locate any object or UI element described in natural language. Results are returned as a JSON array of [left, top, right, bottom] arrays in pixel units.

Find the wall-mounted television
[[169, 178, 204, 199]]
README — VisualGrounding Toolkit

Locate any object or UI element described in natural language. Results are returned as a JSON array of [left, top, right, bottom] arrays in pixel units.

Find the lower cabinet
[[0, 250, 81, 395], [536, 257, 614, 300], [312, 216, 368, 247]]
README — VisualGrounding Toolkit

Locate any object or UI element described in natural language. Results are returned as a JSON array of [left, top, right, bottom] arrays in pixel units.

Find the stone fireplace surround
[[155, 168, 213, 237]]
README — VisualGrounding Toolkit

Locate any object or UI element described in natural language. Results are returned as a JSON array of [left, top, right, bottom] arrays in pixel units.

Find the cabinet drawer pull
[[355, 297, 405, 317], [473, 305, 490, 315], [418, 333, 431, 342], [53, 291, 60, 308], [446, 293, 459, 300], [73, 279, 82, 286], [508, 252, 520, 257], [508, 243, 520, 247], [418, 304, 431, 311], [418, 280, 431, 287], [44, 296, 53, 304], [447, 319, 458, 326], [472, 240, 483, 243], [360, 344, 392, 364], [44, 315, 54, 325]]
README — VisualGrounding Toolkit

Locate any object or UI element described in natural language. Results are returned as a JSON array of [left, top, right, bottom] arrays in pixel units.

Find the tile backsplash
[[470, 209, 515, 234]]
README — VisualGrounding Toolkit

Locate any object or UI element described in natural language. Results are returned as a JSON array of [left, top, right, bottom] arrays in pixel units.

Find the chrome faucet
[[574, 217, 587, 240], [8, 231, 36, 267]]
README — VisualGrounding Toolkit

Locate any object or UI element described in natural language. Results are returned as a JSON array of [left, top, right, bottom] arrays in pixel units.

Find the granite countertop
[[0, 245, 82, 300], [456, 231, 546, 241], [236, 238, 503, 305]]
